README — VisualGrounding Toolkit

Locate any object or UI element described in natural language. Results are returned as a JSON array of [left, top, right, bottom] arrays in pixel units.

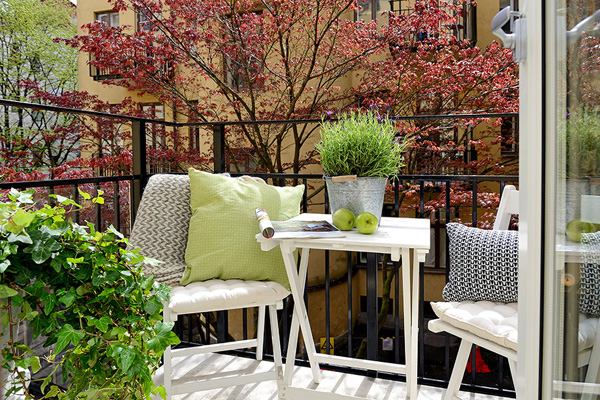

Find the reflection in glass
[[550, 1, 600, 397]]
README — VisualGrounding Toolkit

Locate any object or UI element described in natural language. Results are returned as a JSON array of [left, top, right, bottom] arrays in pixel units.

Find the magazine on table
[[256, 208, 345, 239]]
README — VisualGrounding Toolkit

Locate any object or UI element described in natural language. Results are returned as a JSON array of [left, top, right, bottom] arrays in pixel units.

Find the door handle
[[491, 6, 526, 63]]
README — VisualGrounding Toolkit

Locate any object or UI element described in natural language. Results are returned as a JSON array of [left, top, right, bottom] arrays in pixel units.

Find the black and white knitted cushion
[[579, 232, 600, 316], [443, 223, 519, 303], [129, 174, 191, 286]]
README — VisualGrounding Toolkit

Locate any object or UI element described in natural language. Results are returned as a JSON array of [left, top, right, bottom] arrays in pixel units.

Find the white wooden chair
[[429, 185, 600, 399], [129, 174, 288, 399]]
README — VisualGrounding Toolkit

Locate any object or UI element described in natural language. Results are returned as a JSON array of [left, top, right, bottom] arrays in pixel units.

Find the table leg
[[284, 248, 310, 386], [401, 248, 413, 398], [281, 245, 321, 384], [409, 249, 420, 400]]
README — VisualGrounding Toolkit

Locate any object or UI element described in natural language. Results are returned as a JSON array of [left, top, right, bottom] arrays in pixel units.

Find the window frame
[[136, 8, 154, 32], [95, 10, 120, 27], [221, 10, 265, 91], [139, 103, 166, 150]]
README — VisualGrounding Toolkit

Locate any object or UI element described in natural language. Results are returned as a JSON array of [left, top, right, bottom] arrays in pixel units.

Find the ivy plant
[[0, 189, 180, 399]]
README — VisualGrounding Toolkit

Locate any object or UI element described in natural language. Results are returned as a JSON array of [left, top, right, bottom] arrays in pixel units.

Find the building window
[[388, 0, 412, 16], [137, 9, 153, 32], [387, 0, 477, 43], [225, 55, 263, 91], [357, 0, 390, 21], [90, 12, 120, 80], [95, 11, 119, 27], [140, 103, 167, 173], [223, 12, 265, 91], [140, 103, 165, 149], [501, 116, 519, 156]]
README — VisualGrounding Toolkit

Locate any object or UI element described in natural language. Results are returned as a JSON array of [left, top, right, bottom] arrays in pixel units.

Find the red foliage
[[5, 0, 521, 227], [0, 83, 207, 183]]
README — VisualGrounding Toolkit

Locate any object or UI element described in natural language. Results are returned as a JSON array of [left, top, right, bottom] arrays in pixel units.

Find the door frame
[[517, 0, 544, 398]]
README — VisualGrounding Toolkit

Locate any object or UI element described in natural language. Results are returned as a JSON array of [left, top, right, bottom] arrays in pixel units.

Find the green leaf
[[143, 298, 162, 316], [78, 189, 92, 200], [87, 316, 111, 333], [107, 225, 124, 239], [50, 194, 80, 208], [109, 327, 128, 339], [8, 232, 32, 244], [152, 385, 167, 400], [59, 291, 76, 308], [0, 284, 18, 298], [118, 346, 136, 374], [43, 294, 57, 315], [40, 224, 68, 237], [76, 284, 92, 296], [31, 237, 61, 264], [12, 208, 35, 227], [92, 196, 104, 205], [9, 189, 34, 204], [41, 384, 61, 399], [54, 324, 85, 354], [17, 356, 41, 373], [147, 322, 180, 353], [0, 259, 10, 273], [22, 310, 39, 321], [40, 375, 53, 394], [29, 356, 42, 373], [66, 257, 84, 265]]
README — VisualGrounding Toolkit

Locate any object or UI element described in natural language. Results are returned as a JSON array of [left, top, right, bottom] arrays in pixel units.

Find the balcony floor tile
[[153, 352, 510, 400]]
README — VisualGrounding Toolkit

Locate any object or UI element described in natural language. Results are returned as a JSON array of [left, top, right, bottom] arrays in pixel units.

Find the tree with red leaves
[[359, 0, 519, 176], [65, 0, 386, 173], [64, 0, 518, 177]]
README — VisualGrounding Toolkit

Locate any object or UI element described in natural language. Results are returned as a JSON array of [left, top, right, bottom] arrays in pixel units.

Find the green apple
[[356, 212, 378, 234], [566, 219, 596, 242], [332, 208, 355, 231]]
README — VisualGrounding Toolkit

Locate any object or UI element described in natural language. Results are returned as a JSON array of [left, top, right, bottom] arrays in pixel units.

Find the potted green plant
[[564, 108, 600, 228], [316, 112, 406, 229], [0, 189, 179, 399]]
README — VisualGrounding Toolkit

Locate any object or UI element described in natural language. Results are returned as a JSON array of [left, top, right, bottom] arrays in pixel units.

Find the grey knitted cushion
[[579, 232, 600, 316], [129, 174, 191, 286], [443, 223, 519, 303]]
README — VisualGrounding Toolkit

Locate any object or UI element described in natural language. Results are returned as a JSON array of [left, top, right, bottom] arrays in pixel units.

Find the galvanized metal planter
[[324, 176, 387, 222]]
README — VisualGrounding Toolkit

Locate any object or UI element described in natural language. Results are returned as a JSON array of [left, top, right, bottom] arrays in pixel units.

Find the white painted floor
[[153, 353, 510, 400]]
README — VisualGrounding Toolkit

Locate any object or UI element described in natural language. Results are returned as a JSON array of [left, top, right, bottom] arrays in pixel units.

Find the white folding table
[[258, 213, 430, 399]]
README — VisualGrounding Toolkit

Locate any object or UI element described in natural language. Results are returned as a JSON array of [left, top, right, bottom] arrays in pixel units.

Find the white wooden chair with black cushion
[[129, 174, 288, 399], [429, 185, 600, 399]]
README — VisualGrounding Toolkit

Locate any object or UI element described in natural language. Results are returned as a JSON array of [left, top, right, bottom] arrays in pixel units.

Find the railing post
[[366, 253, 378, 361], [217, 311, 228, 343], [212, 123, 226, 173], [131, 119, 147, 224]]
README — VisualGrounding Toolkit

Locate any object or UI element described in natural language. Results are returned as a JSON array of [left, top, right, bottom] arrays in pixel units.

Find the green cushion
[[182, 169, 304, 288]]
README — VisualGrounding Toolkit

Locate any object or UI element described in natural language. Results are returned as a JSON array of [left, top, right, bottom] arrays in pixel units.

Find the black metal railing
[[0, 99, 518, 397], [89, 55, 122, 81]]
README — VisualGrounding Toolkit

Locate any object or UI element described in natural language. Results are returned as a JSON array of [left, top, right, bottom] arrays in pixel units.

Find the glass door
[[543, 0, 600, 398]]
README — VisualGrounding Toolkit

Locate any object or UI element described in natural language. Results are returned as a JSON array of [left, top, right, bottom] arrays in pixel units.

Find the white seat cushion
[[168, 279, 290, 315], [431, 301, 599, 352]]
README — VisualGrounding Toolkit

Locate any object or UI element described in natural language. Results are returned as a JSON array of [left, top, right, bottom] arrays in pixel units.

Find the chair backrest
[[493, 184, 519, 230], [129, 174, 191, 286]]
